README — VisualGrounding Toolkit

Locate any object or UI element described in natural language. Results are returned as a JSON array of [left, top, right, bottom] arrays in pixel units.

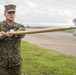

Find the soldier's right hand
[[0, 31, 6, 39]]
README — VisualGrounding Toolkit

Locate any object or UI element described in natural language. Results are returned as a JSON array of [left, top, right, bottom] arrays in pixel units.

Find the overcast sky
[[0, 0, 76, 26]]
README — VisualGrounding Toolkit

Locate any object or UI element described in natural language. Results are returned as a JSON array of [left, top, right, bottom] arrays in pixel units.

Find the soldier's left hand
[[6, 29, 14, 37]]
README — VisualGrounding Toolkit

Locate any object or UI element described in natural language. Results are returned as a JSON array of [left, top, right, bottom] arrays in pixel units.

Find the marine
[[0, 4, 25, 75]]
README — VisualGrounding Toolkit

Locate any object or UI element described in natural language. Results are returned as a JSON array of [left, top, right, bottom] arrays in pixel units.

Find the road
[[22, 28, 76, 57]]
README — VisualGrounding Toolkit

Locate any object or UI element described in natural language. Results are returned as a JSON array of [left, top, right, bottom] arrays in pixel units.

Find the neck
[[6, 20, 14, 25]]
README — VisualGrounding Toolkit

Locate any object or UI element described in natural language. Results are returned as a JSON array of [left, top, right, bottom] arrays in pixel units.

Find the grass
[[63, 29, 74, 33], [21, 41, 76, 75]]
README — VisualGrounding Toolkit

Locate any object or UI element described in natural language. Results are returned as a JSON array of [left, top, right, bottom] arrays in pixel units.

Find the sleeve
[[0, 24, 1, 32], [14, 24, 25, 38], [0, 23, 5, 40]]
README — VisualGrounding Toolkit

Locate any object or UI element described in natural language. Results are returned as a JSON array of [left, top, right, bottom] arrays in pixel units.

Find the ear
[[4, 12, 6, 17], [4, 13, 5, 16]]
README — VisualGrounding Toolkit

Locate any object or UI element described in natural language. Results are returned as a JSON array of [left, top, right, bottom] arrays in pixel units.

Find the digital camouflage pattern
[[0, 65, 21, 75], [4, 4, 16, 12], [0, 21, 25, 75]]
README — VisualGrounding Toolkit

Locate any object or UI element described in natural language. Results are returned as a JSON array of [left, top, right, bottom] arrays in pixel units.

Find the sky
[[0, 0, 76, 26]]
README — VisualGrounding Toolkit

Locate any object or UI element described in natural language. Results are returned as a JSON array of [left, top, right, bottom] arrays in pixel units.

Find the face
[[4, 11, 16, 21]]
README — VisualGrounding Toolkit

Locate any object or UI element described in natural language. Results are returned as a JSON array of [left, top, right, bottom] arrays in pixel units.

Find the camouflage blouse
[[0, 21, 25, 67]]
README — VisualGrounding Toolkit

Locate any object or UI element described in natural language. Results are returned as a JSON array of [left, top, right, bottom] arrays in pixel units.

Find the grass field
[[21, 41, 76, 75], [64, 29, 74, 33]]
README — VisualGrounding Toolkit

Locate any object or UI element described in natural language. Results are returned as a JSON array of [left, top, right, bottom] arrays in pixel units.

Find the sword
[[10, 26, 76, 35]]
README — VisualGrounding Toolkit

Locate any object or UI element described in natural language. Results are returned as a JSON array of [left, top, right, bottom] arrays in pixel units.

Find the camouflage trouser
[[0, 64, 21, 75]]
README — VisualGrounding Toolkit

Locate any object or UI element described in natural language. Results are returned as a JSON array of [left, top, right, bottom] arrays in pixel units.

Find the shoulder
[[0, 21, 5, 28], [0, 21, 4, 25], [14, 22, 25, 27]]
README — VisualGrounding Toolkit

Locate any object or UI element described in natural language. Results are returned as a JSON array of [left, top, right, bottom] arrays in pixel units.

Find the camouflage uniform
[[0, 4, 25, 75], [0, 21, 25, 75]]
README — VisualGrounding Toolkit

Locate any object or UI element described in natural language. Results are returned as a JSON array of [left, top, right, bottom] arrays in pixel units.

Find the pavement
[[22, 28, 76, 57]]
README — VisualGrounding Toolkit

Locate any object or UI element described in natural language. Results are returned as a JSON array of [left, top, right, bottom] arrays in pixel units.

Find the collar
[[3, 20, 16, 28]]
